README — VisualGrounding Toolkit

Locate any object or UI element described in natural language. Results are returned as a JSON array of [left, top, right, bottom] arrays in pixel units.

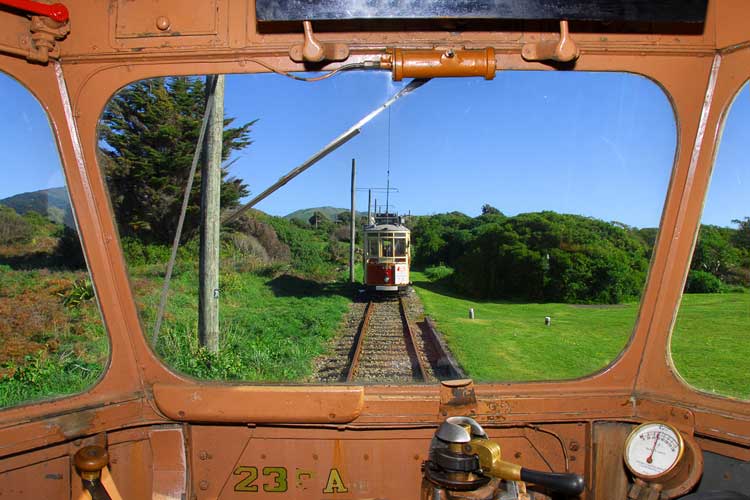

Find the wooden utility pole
[[199, 74, 223, 353], [367, 189, 372, 223], [349, 159, 356, 283]]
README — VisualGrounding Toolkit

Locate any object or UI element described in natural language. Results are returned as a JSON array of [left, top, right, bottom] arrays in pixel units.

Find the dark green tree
[[336, 211, 351, 224], [99, 77, 255, 244], [731, 217, 750, 250], [309, 211, 325, 228], [690, 225, 739, 281], [481, 204, 502, 216]]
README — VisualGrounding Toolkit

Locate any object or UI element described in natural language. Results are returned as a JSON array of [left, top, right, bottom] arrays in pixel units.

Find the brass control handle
[[519, 468, 584, 496]]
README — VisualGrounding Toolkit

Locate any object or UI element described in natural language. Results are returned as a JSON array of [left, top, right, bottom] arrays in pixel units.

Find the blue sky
[[0, 70, 747, 228]]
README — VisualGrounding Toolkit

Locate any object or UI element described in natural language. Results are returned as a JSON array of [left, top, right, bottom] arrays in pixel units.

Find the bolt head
[[155, 16, 171, 31]]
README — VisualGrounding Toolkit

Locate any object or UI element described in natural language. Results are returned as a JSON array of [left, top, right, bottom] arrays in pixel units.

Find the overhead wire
[[244, 59, 381, 82]]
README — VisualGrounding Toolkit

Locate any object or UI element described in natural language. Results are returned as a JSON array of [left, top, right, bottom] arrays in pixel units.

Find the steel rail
[[399, 296, 429, 381], [345, 300, 374, 382]]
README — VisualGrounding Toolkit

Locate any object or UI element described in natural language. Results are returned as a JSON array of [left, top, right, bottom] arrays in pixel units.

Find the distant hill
[[284, 206, 367, 223], [0, 187, 74, 227]]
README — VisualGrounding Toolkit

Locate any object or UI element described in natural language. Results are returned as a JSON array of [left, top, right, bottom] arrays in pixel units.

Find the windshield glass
[[670, 83, 750, 400], [98, 70, 675, 384], [0, 72, 109, 407]]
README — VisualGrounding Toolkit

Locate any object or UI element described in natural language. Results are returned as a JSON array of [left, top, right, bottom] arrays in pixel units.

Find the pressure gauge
[[624, 422, 685, 479]]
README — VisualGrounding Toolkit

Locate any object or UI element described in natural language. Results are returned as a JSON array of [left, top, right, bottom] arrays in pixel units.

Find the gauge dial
[[624, 423, 684, 479]]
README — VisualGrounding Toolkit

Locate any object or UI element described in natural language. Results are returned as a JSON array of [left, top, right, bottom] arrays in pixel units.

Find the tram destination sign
[[256, 0, 707, 24]]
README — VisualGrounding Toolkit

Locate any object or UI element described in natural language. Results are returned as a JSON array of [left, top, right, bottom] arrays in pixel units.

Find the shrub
[[424, 265, 454, 282], [0, 206, 33, 245], [685, 270, 725, 293], [121, 237, 173, 266], [55, 226, 86, 268], [58, 278, 95, 307]]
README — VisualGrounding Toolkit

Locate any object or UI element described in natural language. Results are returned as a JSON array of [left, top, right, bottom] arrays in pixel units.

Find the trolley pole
[[199, 74, 223, 353], [350, 159, 356, 283], [367, 189, 372, 223]]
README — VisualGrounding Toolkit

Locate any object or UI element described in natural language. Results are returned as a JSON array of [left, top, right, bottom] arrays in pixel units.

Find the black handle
[[83, 479, 113, 500], [520, 468, 585, 497]]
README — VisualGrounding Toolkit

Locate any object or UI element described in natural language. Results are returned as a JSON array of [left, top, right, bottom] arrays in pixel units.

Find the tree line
[[410, 207, 749, 303]]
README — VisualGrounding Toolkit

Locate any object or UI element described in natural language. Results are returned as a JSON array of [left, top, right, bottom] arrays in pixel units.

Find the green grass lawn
[[412, 272, 750, 400], [671, 293, 750, 400], [136, 264, 353, 382]]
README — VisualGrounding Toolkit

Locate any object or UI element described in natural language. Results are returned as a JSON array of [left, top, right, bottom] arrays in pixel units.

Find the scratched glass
[[98, 71, 677, 385], [0, 71, 110, 408], [670, 82, 750, 401]]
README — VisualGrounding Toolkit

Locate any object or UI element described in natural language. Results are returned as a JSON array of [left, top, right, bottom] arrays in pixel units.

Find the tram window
[[368, 238, 379, 258], [98, 70, 674, 385], [0, 72, 109, 408], [395, 239, 407, 257], [670, 83, 750, 400], [382, 239, 394, 257]]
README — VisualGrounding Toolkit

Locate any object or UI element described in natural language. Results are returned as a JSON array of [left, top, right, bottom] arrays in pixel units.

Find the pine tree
[[98, 77, 255, 244]]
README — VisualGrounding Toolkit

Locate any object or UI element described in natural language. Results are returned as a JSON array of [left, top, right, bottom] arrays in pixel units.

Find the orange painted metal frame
[[0, 0, 749, 496]]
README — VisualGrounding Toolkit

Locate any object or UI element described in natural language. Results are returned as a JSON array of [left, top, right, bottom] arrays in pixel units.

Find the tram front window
[[395, 238, 407, 257], [97, 70, 683, 386], [368, 238, 379, 259], [382, 239, 394, 258]]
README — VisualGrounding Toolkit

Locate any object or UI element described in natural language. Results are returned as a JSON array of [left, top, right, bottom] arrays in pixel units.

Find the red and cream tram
[[363, 213, 410, 291]]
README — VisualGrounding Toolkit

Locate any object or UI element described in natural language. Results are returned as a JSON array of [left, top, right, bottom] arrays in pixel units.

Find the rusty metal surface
[[0, 0, 748, 498], [153, 384, 365, 423]]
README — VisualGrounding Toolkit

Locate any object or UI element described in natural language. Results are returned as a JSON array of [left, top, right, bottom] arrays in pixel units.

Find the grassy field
[[412, 272, 638, 381], [671, 293, 750, 399], [412, 272, 750, 399]]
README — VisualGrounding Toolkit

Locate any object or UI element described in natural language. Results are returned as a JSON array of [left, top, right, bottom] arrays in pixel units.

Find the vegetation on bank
[[0, 208, 107, 408], [123, 222, 354, 381]]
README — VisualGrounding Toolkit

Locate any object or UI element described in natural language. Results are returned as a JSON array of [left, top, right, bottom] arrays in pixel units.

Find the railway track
[[314, 293, 434, 383], [344, 295, 429, 383]]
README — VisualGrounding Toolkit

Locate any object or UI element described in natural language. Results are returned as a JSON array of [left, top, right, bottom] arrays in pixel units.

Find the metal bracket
[[439, 379, 478, 417], [27, 14, 69, 63], [521, 20, 580, 63], [289, 21, 349, 63]]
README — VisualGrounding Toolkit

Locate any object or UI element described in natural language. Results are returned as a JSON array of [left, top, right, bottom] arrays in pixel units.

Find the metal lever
[[520, 468, 585, 496], [0, 0, 68, 22], [428, 415, 585, 498], [74, 446, 113, 500]]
